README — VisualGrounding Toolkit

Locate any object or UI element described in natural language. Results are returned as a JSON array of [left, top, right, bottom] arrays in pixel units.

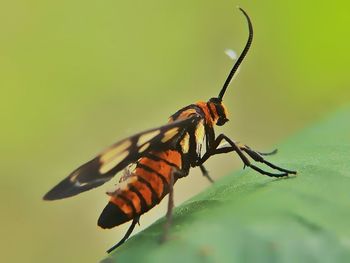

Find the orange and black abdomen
[[98, 150, 183, 229]]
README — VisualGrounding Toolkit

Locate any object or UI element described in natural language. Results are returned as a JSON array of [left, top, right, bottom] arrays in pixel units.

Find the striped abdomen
[[98, 150, 183, 229]]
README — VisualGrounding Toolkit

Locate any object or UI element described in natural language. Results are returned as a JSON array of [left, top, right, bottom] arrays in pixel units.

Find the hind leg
[[160, 171, 175, 242]]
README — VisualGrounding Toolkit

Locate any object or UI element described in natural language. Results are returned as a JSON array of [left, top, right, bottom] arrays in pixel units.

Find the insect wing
[[43, 115, 200, 200]]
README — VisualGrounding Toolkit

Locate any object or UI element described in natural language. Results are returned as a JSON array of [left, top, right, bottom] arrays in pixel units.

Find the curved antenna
[[218, 7, 253, 100]]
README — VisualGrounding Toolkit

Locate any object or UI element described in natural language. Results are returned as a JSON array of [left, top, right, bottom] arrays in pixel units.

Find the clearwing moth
[[44, 8, 297, 253]]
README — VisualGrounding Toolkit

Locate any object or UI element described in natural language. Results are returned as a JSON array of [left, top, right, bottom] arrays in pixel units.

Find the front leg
[[240, 145, 296, 174], [198, 134, 249, 166], [198, 134, 296, 178]]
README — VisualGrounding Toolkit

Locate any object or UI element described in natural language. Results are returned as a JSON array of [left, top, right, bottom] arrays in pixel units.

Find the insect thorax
[[169, 103, 214, 166]]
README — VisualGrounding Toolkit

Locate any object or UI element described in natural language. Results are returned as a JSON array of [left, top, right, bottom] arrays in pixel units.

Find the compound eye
[[216, 117, 229, 126]]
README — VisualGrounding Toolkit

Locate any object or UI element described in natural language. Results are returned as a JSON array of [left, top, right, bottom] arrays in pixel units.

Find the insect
[[43, 8, 296, 253]]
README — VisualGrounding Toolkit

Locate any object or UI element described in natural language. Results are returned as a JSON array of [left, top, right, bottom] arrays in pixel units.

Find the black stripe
[[144, 152, 180, 169], [118, 194, 136, 217], [205, 124, 215, 150], [207, 102, 216, 120], [188, 127, 198, 161], [137, 163, 169, 197], [136, 175, 159, 205], [129, 185, 148, 213], [98, 202, 130, 228]]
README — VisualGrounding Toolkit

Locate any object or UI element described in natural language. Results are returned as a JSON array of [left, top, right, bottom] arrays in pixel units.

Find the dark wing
[[43, 115, 200, 200]]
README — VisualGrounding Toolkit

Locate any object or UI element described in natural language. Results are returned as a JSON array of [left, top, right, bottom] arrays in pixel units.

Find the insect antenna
[[218, 7, 253, 100]]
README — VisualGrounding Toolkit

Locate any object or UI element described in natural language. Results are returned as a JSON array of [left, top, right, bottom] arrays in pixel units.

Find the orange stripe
[[108, 150, 182, 219], [156, 150, 182, 169], [196, 101, 215, 125], [121, 190, 141, 214], [132, 180, 153, 207], [178, 109, 197, 120], [135, 167, 164, 199], [139, 158, 172, 184], [109, 196, 133, 217]]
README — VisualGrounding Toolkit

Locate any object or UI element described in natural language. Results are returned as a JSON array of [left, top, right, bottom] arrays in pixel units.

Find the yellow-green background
[[1, 0, 349, 262]]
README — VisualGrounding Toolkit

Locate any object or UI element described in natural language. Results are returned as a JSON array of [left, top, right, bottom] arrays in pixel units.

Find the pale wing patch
[[73, 177, 107, 187], [69, 170, 80, 183], [74, 181, 88, 187], [180, 132, 190, 154], [161, 127, 179, 143], [137, 130, 161, 146], [195, 121, 206, 157], [139, 142, 150, 153], [99, 151, 129, 174], [100, 140, 132, 163]]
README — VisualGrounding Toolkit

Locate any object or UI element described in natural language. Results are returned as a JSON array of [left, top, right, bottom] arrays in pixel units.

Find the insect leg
[[199, 135, 227, 165], [160, 170, 175, 243], [106, 215, 140, 253], [214, 141, 277, 156], [199, 134, 290, 178], [240, 144, 278, 156], [204, 145, 277, 158], [239, 145, 296, 174], [258, 148, 278, 156], [203, 146, 295, 174], [199, 164, 215, 183]]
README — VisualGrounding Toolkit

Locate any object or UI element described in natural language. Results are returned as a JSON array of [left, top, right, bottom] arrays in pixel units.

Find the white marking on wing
[[100, 140, 132, 163], [137, 130, 161, 146], [99, 151, 129, 174], [161, 127, 179, 143], [195, 121, 206, 158], [180, 132, 190, 154], [139, 142, 150, 153]]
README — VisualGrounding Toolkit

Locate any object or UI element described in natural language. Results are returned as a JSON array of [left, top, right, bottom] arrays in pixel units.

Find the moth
[[43, 8, 296, 253]]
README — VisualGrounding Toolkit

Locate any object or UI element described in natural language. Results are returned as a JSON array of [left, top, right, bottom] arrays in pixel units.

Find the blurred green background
[[1, 0, 349, 262]]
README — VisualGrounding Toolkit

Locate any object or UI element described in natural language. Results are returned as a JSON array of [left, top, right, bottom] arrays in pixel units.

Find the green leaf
[[102, 107, 350, 263]]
